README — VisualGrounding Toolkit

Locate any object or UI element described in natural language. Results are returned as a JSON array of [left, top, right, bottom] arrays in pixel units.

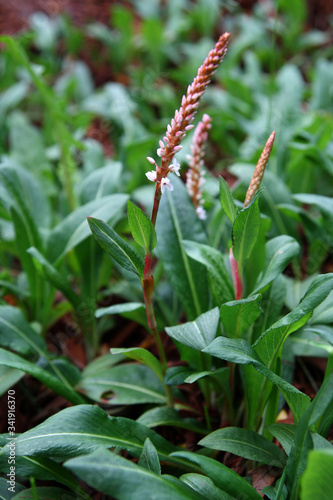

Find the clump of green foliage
[[0, 1, 332, 499]]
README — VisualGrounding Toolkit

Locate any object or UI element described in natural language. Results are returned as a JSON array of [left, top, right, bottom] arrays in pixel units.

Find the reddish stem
[[229, 248, 243, 300], [142, 275, 157, 331], [144, 253, 152, 280], [151, 184, 162, 227]]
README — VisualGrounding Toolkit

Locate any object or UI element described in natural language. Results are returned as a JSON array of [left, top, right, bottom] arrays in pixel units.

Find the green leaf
[[0, 366, 24, 396], [219, 176, 239, 223], [0, 80, 28, 119], [0, 455, 87, 498], [252, 275, 286, 340], [46, 194, 128, 263], [96, 302, 147, 326], [255, 274, 333, 363], [79, 162, 122, 203], [312, 433, 333, 450], [220, 294, 262, 338], [0, 164, 49, 233], [137, 407, 207, 434], [88, 217, 144, 278], [184, 367, 229, 384], [0, 478, 25, 499], [287, 329, 333, 358], [310, 291, 333, 325], [78, 363, 165, 404], [155, 175, 209, 320], [27, 247, 81, 309], [266, 423, 295, 455], [0, 306, 82, 402], [0, 280, 29, 299], [0, 305, 46, 357], [310, 59, 333, 111], [128, 200, 157, 253], [287, 373, 333, 500], [253, 236, 300, 293], [164, 366, 196, 385], [65, 448, 204, 500], [96, 302, 145, 318], [199, 427, 286, 467], [182, 240, 234, 305], [8, 111, 52, 181], [82, 353, 125, 377], [111, 347, 164, 383], [245, 273, 333, 428], [170, 451, 262, 500], [202, 337, 310, 422], [305, 324, 333, 347], [261, 483, 288, 500], [138, 438, 161, 474], [243, 215, 270, 295], [10, 206, 46, 317], [0, 348, 85, 405], [0, 165, 46, 312], [45, 357, 81, 387], [165, 308, 220, 351], [0, 405, 188, 466], [293, 193, 333, 221], [232, 195, 260, 266], [12, 487, 77, 499], [180, 474, 234, 500], [300, 449, 333, 500]]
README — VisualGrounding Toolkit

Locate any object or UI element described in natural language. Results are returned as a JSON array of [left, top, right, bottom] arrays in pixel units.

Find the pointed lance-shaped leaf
[[127, 201, 157, 253], [219, 176, 239, 223], [88, 217, 144, 278]]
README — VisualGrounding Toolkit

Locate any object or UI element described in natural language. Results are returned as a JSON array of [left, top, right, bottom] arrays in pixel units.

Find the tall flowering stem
[[142, 34, 230, 406], [186, 113, 212, 220], [230, 131, 275, 300]]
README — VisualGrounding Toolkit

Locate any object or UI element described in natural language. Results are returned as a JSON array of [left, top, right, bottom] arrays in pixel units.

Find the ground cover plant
[[0, 1, 333, 499]]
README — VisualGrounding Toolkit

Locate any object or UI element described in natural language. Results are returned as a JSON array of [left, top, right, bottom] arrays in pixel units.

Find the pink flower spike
[[160, 177, 173, 194], [145, 170, 157, 182]]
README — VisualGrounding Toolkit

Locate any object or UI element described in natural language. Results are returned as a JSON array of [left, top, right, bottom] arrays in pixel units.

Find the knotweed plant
[[91, 33, 231, 403]]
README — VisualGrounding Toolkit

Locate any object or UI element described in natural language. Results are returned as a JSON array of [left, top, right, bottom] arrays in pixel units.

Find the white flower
[[146, 170, 157, 182], [196, 206, 207, 220], [169, 158, 181, 177], [161, 177, 173, 194]]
